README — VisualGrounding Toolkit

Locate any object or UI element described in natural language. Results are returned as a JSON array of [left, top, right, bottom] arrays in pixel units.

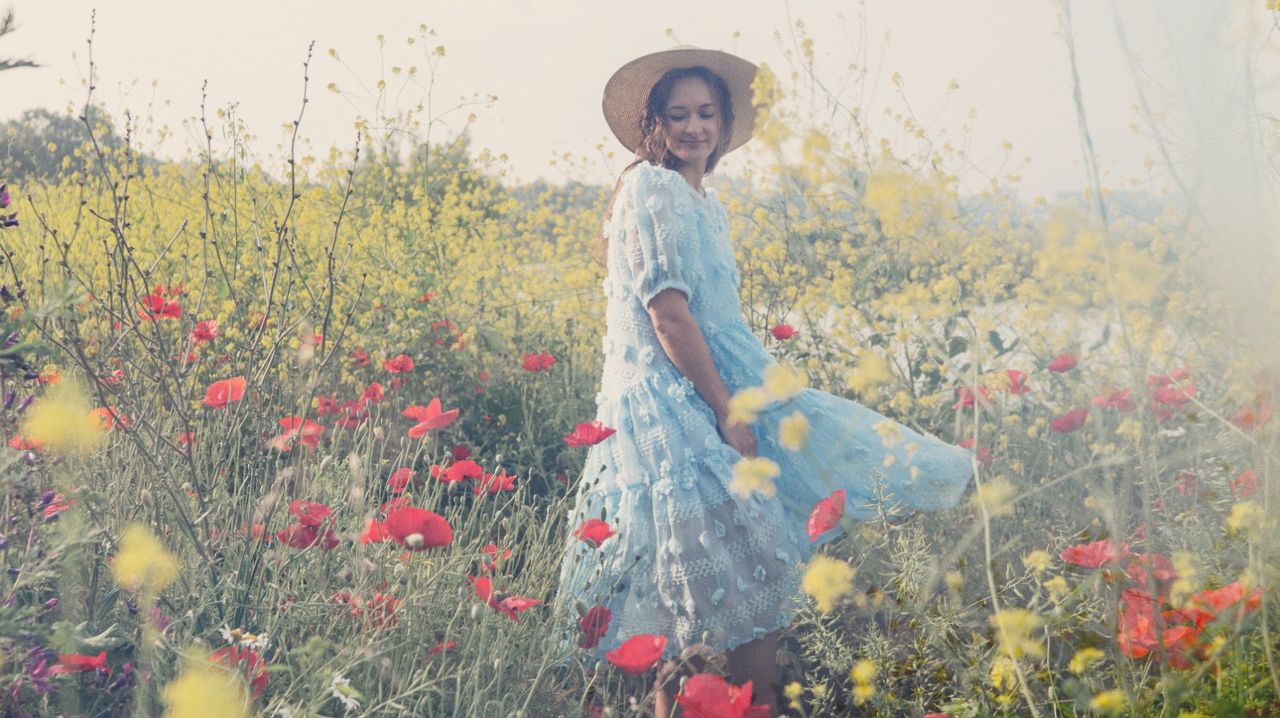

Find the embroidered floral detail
[[698, 531, 714, 551], [637, 345, 656, 365], [714, 520, 727, 538], [711, 587, 726, 605], [753, 564, 767, 582], [653, 477, 674, 498], [704, 435, 721, 451], [667, 382, 688, 403], [732, 508, 747, 526], [676, 469, 696, 491], [775, 548, 789, 562], [736, 576, 750, 592], [645, 194, 664, 214]]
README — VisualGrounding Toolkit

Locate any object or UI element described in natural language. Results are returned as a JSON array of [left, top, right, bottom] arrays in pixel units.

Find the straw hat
[[602, 46, 758, 155]]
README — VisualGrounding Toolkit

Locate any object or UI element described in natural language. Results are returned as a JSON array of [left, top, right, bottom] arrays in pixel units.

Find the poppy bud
[[470, 603, 483, 621]]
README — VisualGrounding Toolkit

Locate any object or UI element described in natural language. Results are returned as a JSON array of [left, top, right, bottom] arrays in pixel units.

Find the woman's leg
[[726, 629, 783, 716], [652, 660, 680, 718]]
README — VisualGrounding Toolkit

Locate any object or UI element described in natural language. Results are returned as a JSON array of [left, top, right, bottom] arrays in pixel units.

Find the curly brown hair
[[592, 66, 735, 267]]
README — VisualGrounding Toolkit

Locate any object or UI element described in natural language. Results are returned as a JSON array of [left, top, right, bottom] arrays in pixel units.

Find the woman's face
[[661, 76, 721, 172]]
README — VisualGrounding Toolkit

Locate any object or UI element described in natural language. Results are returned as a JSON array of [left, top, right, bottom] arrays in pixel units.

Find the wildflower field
[[0, 18, 1278, 718]]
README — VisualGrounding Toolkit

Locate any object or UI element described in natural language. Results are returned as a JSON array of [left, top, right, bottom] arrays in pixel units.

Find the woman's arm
[[647, 288, 757, 457]]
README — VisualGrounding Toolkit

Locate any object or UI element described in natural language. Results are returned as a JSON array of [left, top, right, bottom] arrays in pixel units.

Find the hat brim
[[602, 47, 758, 157]]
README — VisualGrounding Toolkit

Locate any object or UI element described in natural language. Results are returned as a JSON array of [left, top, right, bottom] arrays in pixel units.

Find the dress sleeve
[[624, 164, 697, 308]]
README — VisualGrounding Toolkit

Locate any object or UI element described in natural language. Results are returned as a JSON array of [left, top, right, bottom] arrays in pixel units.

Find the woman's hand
[[716, 417, 758, 458]]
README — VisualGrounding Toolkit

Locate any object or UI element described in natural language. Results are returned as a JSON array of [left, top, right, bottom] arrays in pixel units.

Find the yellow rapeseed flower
[[778, 411, 809, 451], [872, 419, 903, 448], [1088, 689, 1127, 715], [1069, 647, 1105, 675], [762, 363, 807, 401], [1022, 550, 1052, 575], [20, 381, 104, 455], [802, 554, 855, 613], [1043, 575, 1070, 603], [730, 457, 780, 498], [971, 475, 1016, 517], [727, 387, 771, 427], [990, 608, 1044, 660], [846, 350, 892, 398], [161, 651, 250, 718], [1227, 501, 1264, 537], [849, 659, 876, 684], [112, 524, 180, 595]]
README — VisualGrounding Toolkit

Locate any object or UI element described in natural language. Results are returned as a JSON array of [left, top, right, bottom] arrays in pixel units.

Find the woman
[[554, 47, 974, 717]]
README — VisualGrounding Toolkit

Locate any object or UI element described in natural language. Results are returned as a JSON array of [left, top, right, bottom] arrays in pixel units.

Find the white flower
[[329, 673, 362, 712]]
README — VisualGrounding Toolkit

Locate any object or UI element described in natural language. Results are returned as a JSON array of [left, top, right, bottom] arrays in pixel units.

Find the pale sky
[[0, 1, 1273, 201]]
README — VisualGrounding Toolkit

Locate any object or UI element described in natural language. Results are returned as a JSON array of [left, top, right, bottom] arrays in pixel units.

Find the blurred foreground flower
[[112, 523, 179, 595], [730, 457, 779, 498], [161, 650, 250, 718], [563, 420, 616, 447], [677, 673, 770, 717], [20, 381, 104, 454], [802, 554, 854, 612], [605, 633, 666, 674]]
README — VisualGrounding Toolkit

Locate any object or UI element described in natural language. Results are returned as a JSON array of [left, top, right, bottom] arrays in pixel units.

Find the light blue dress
[[553, 161, 973, 663]]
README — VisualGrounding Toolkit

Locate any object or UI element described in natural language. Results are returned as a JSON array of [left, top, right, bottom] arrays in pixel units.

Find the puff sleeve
[[624, 163, 698, 309]]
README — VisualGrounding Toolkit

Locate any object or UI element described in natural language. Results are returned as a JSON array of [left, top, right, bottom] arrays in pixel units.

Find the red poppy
[[417, 290, 436, 303], [956, 437, 993, 468], [1187, 581, 1263, 617], [1090, 387, 1134, 412], [387, 467, 417, 494], [573, 519, 618, 548], [1049, 407, 1089, 433], [1060, 538, 1130, 568], [466, 574, 544, 622], [1125, 553, 1177, 600], [138, 292, 181, 321], [605, 633, 667, 674], [384, 506, 453, 550], [210, 645, 268, 698], [1005, 369, 1030, 394], [521, 351, 556, 372], [579, 605, 612, 649], [8, 434, 44, 452], [564, 420, 617, 447], [333, 400, 367, 430], [202, 376, 247, 409], [951, 386, 994, 410], [42, 493, 71, 519], [268, 416, 324, 451], [275, 523, 339, 550], [288, 499, 332, 527], [1047, 352, 1079, 372], [472, 469, 517, 496], [429, 640, 457, 655], [177, 431, 194, 449], [432, 459, 484, 484], [360, 518, 392, 544], [331, 591, 399, 630], [1229, 402, 1272, 431], [451, 444, 471, 461], [349, 347, 371, 368], [404, 397, 460, 437], [380, 495, 413, 515], [384, 354, 415, 373], [49, 651, 107, 675], [1175, 471, 1196, 497], [1231, 468, 1259, 499], [313, 395, 340, 416], [807, 489, 845, 542], [191, 319, 219, 344], [770, 323, 797, 340], [481, 542, 513, 573], [676, 673, 771, 718], [361, 382, 384, 403], [92, 406, 130, 430]]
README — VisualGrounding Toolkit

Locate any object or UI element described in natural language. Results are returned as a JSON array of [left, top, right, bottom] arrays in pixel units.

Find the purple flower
[[0, 185, 10, 209]]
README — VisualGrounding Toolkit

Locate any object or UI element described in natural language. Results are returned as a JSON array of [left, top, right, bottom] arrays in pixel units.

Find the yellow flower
[[945, 570, 965, 593], [730, 457, 780, 498], [1022, 550, 1052, 575], [783, 682, 804, 701], [872, 419, 903, 447], [846, 349, 892, 397], [763, 363, 807, 401], [1226, 501, 1264, 537], [20, 381, 104, 454], [990, 608, 1044, 660], [971, 475, 1016, 517], [727, 387, 771, 426], [161, 651, 250, 718], [849, 659, 876, 684], [802, 554, 855, 613], [778, 411, 809, 451], [1043, 576, 1070, 603], [112, 524, 180, 595], [1088, 689, 1127, 715], [1069, 647, 1105, 674]]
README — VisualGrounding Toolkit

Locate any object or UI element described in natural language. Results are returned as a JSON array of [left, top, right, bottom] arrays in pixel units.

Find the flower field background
[[0, 18, 1278, 718]]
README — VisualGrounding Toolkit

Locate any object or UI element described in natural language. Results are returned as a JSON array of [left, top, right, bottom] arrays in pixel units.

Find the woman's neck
[[676, 162, 707, 197]]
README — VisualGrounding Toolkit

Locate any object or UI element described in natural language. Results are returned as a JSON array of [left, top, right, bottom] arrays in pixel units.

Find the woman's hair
[[592, 66, 735, 266]]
